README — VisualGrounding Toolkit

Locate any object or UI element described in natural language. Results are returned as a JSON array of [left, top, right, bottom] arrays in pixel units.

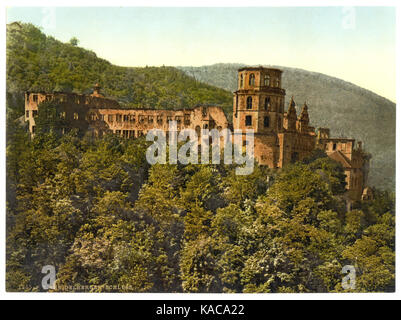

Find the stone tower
[[233, 66, 286, 134], [233, 66, 286, 167]]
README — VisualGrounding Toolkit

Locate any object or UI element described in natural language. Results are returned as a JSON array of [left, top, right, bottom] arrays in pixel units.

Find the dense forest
[[6, 23, 233, 117], [6, 125, 395, 292], [6, 22, 395, 293]]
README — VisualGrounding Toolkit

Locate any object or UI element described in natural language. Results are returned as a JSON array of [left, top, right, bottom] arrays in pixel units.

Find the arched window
[[240, 74, 243, 88], [264, 97, 270, 110], [264, 116, 270, 128], [246, 96, 253, 109], [249, 73, 255, 86], [264, 75, 270, 86]]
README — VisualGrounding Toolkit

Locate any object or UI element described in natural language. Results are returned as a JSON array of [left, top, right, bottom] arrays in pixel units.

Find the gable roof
[[328, 150, 352, 168]]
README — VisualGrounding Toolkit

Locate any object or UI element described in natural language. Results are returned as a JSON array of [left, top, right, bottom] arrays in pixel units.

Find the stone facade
[[232, 67, 370, 201], [25, 87, 229, 139], [316, 128, 371, 202], [24, 67, 370, 202], [233, 67, 317, 167]]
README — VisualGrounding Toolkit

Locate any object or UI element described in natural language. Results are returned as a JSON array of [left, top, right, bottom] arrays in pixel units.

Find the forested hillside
[[6, 22, 395, 293], [6, 23, 232, 116], [6, 127, 395, 293], [179, 64, 396, 191], [6, 23, 395, 190]]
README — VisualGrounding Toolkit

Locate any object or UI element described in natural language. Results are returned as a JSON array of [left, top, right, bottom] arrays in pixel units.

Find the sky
[[6, 6, 396, 101]]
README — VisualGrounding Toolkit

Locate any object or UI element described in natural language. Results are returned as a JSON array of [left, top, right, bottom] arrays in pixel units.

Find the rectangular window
[[73, 112, 79, 120], [139, 115, 145, 123], [148, 116, 154, 123], [175, 116, 182, 124], [116, 114, 122, 122], [123, 115, 129, 122], [33, 95, 38, 102], [157, 116, 163, 124], [32, 126, 36, 133], [32, 110, 38, 117], [130, 115, 136, 123], [115, 130, 121, 135], [60, 112, 66, 119], [108, 115, 113, 122], [184, 115, 191, 125], [245, 115, 252, 126], [264, 116, 270, 128], [26, 110, 29, 118]]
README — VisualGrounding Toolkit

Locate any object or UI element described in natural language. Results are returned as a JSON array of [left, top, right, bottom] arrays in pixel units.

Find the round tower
[[233, 66, 286, 134], [233, 66, 286, 168]]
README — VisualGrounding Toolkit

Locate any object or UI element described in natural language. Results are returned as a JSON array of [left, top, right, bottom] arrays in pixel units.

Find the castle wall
[[91, 106, 229, 138], [24, 67, 371, 202], [25, 92, 229, 139], [254, 134, 279, 168]]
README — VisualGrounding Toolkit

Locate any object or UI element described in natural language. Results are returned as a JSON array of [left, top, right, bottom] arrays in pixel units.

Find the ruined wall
[[25, 91, 229, 139], [91, 106, 229, 138], [25, 70, 371, 201]]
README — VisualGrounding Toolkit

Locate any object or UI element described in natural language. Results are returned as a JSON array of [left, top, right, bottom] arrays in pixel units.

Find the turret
[[284, 96, 297, 131], [233, 66, 286, 133], [297, 102, 310, 132], [91, 83, 104, 97]]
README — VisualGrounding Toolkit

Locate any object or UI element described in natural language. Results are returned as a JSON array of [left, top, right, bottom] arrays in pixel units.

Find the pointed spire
[[288, 96, 297, 116], [299, 102, 309, 122], [290, 96, 296, 107], [302, 101, 308, 112]]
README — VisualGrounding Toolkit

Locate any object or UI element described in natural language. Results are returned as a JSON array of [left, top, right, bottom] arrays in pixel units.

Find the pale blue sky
[[6, 7, 396, 101]]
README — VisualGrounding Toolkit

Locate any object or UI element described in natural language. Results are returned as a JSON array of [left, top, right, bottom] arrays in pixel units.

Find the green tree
[[69, 37, 79, 46]]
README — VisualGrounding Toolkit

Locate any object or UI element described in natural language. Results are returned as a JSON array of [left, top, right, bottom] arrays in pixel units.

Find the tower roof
[[238, 66, 283, 73], [299, 102, 309, 121], [288, 96, 297, 116]]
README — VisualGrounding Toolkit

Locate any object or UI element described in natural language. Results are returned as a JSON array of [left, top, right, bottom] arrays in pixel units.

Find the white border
[[1, 0, 400, 300]]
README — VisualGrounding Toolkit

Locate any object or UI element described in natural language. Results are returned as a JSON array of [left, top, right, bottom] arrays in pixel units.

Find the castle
[[24, 67, 371, 202]]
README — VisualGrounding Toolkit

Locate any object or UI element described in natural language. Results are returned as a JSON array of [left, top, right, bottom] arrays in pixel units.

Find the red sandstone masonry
[[24, 67, 370, 202]]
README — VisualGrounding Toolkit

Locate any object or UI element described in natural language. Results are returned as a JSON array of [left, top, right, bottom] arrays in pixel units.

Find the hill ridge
[[177, 63, 395, 190], [6, 22, 395, 190]]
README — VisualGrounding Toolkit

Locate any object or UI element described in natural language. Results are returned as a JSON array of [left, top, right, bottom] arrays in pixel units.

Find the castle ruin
[[24, 67, 371, 202]]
